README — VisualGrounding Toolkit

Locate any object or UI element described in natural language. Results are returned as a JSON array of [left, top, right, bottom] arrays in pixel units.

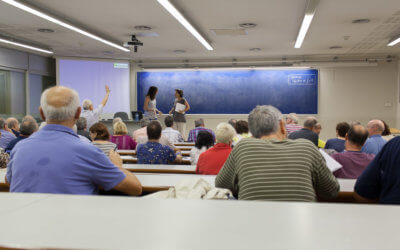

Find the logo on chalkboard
[[288, 74, 316, 85]]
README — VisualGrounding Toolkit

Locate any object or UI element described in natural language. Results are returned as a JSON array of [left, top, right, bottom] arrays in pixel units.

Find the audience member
[[110, 121, 137, 150], [136, 121, 182, 164], [196, 123, 235, 175], [381, 120, 395, 141], [6, 86, 142, 196], [81, 85, 110, 130], [216, 105, 339, 201], [325, 122, 350, 152], [361, 120, 386, 155], [162, 116, 184, 143], [5, 116, 38, 153], [232, 120, 251, 146], [332, 125, 374, 179], [228, 118, 237, 129], [89, 122, 116, 156], [73, 125, 91, 143], [288, 118, 319, 147], [76, 117, 91, 141], [355, 136, 400, 204], [6, 118, 20, 137], [285, 113, 302, 134], [187, 118, 215, 143], [134, 118, 174, 148], [113, 117, 122, 125], [190, 131, 214, 166], [0, 118, 16, 149], [313, 123, 326, 148]]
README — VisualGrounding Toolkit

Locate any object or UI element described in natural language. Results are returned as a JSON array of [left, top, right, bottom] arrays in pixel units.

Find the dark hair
[[195, 131, 214, 149], [146, 86, 158, 100], [19, 119, 37, 136], [147, 121, 162, 140], [381, 120, 391, 136], [89, 122, 110, 140], [235, 120, 249, 134], [175, 89, 184, 98], [164, 116, 174, 128], [76, 117, 87, 130], [304, 118, 318, 129], [336, 122, 350, 137], [228, 119, 237, 128], [347, 125, 369, 147]]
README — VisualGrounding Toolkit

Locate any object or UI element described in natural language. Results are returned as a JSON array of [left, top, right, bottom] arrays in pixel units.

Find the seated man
[[313, 123, 326, 148], [288, 117, 319, 147], [0, 118, 16, 149], [162, 116, 184, 143], [325, 122, 350, 152], [76, 117, 91, 141], [187, 118, 215, 143], [361, 120, 387, 155], [6, 117, 20, 137], [5, 116, 38, 153], [196, 123, 235, 175], [332, 124, 374, 179], [354, 136, 400, 204], [216, 105, 339, 202], [136, 121, 182, 164], [134, 118, 174, 148], [6, 86, 142, 196], [285, 113, 303, 135]]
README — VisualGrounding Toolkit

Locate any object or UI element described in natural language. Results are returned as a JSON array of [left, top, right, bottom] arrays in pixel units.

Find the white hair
[[286, 113, 298, 124], [113, 117, 123, 125], [40, 87, 80, 122], [215, 122, 236, 144], [82, 99, 93, 110]]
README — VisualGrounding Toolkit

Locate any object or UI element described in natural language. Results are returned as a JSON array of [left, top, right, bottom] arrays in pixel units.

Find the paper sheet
[[175, 103, 186, 112], [319, 149, 342, 172]]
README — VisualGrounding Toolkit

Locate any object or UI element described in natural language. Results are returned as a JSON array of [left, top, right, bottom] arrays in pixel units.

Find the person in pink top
[[110, 121, 137, 150], [285, 113, 303, 135]]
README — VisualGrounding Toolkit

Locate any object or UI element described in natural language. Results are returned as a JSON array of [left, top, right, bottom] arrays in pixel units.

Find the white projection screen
[[57, 58, 130, 117]]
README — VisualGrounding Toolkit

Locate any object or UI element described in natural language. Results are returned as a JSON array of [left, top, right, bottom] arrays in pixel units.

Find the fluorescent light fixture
[[0, 38, 53, 54], [294, 0, 319, 48], [157, 0, 213, 50], [294, 61, 378, 67], [387, 36, 400, 46], [1, 0, 129, 52]]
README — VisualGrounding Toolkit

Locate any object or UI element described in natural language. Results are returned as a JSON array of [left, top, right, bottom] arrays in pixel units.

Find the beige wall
[[136, 61, 399, 140]]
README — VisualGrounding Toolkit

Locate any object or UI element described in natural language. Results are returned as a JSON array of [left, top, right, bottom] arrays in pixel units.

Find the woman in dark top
[[169, 89, 190, 137]]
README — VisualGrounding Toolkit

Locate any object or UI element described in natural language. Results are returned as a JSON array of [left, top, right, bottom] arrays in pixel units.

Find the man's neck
[[337, 136, 345, 140], [148, 139, 160, 143], [260, 134, 284, 141], [46, 120, 75, 129], [345, 143, 362, 152]]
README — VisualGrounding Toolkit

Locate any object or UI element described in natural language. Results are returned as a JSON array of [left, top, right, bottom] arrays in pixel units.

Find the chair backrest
[[114, 112, 129, 120], [131, 111, 143, 121]]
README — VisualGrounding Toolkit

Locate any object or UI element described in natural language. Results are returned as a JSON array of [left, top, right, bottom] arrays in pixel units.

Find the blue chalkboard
[[137, 69, 318, 114]]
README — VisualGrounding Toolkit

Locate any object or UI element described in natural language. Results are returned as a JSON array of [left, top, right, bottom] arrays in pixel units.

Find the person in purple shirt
[[361, 120, 387, 155], [333, 124, 374, 179], [187, 118, 215, 143], [0, 118, 16, 149], [6, 86, 142, 196], [110, 121, 137, 150], [325, 122, 350, 153]]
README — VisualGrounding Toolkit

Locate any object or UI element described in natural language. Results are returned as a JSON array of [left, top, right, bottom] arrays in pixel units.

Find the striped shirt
[[285, 124, 303, 134], [92, 141, 116, 156], [215, 137, 339, 202]]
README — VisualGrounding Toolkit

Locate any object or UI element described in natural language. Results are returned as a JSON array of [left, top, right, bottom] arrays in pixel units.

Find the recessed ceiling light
[[352, 19, 370, 24], [239, 23, 257, 29], [249, 48, 261, 51], [134, 25, 152, 31], [173, 49, 186, 53], [329, 46, 343, 49], [37, 28, 54, 33]]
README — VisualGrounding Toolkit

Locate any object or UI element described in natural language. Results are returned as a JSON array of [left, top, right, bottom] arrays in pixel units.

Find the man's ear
[[75, 107, 81, 120], [345, 133, 349, 140], [280, 120, 287, 137], [39, 107, 46, 121]]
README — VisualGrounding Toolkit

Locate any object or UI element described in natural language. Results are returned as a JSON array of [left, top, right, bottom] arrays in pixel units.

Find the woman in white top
[[190, 130, 214, 165], [144, 86, 162, 120]]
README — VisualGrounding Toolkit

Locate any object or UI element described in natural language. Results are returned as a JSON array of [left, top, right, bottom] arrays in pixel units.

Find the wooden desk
[[319, 179, 356, 203], [175, 145, 194, 151], [123, 164, 196, 174], [174, 142, 195, 146], [121, 155, 191, 165], [0, 169, 8, 192], [118, 150, 190, 157], [0, 193, 398, 250]]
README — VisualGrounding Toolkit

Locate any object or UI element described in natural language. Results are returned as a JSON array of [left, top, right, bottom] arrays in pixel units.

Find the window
[[0, 69, 26, 118], [28, 74, 56, 118]]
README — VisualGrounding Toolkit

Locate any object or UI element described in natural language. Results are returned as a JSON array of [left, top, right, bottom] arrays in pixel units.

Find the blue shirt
[[324, 138, 346, 152], [0, 129, 16, 149], [6, 124, 126, 195], [137, 141, 176, 164], [5, 135, 27, 153], [361, 135, 386, 155], [355, 136, 400, 204]]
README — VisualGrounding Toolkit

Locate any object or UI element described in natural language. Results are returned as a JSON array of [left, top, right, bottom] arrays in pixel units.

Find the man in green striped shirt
[[215, 105, 339, 202]]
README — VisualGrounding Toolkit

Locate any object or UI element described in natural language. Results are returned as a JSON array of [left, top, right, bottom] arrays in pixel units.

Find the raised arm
[[101, 85, 111, 107]]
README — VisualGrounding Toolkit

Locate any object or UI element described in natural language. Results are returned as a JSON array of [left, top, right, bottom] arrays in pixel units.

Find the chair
[[113, 112, 129, 120], [131, 111, 143, 121]]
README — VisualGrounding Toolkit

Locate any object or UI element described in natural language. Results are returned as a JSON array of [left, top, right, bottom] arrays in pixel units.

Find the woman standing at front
[[144, 86, 162, 120], [169, 89, 190, 136]]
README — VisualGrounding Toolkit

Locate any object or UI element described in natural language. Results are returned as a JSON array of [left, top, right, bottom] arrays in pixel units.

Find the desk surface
[[121, 155, 191, 165], [118, 149, 191, 156], [123, 164, 196, 174], [135, 173, 215, 190], [0, 193, 399, 250]]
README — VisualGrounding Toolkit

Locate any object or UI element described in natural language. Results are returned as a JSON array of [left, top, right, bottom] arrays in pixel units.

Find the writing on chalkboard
[[288, 74, 317, 85]]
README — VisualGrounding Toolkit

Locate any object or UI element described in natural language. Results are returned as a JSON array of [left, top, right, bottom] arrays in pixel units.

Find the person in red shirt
[[196, 122, 236, 175]]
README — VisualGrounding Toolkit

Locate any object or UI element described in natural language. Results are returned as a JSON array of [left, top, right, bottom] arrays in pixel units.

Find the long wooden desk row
[[0, 192, 398, 250], [121, 155, 192, 165], [123, 164, 196, 174], [118, 149, 191, 156]]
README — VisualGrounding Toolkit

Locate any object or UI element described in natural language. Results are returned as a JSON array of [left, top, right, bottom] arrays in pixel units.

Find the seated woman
[[110, 121, 137, 150], [196, 123, 236, 175], [232, 120, 251, 146], [190, 131, 214, 166], [89, 122, 116, 156]]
